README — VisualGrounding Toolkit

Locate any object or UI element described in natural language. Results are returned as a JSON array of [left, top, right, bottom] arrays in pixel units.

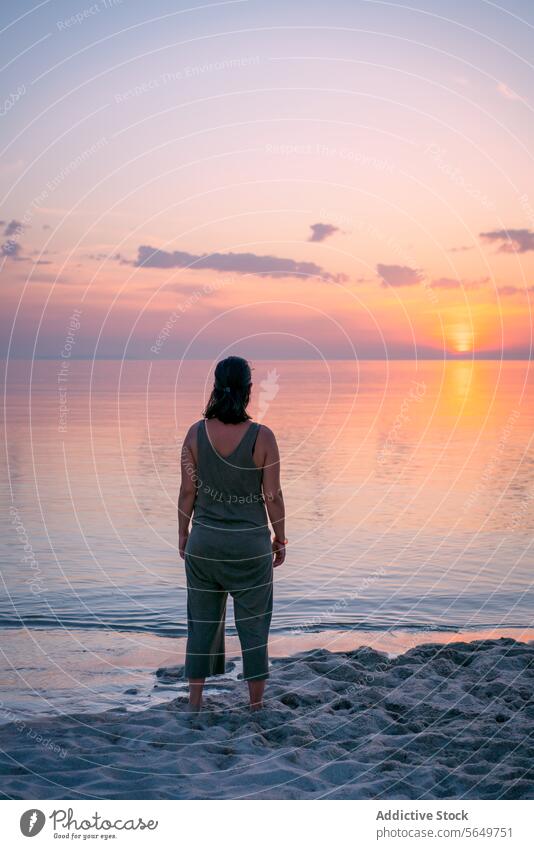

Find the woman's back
[[191, 419, 268, 532], [203, 418, 254, 457]]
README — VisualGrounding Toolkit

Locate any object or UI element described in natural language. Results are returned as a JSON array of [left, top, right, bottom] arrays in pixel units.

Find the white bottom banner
[[3, 799, 532, 848]]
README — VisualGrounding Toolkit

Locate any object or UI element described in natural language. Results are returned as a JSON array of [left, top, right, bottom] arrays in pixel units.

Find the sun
[[448, 323, 475, 354]]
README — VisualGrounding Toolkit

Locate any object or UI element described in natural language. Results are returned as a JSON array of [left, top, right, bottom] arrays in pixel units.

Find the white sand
[[0, 637, 532, 800]]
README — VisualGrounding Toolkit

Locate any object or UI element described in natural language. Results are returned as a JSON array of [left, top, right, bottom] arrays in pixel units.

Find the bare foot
[[187, 679, 205, 714], [247, 680, 266, 712]]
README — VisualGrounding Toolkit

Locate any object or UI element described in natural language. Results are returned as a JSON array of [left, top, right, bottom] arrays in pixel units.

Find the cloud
[[480, 228, 534, 253], [130, 245, 346, 282], [448, 245, 473, 253], [4, 219, 24, 238], [0, 220, 27, 261], [376, 263, 422, 287], [1, 241, 22, 258], [497, 285, 534, 296], [88, 252, 124, 262], [496, 81, 524, 102], [430, 276, 488, 290], [308, 222, 340, 243]]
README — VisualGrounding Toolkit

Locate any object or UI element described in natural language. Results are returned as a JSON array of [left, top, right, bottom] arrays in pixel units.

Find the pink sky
[[1, 0, 533, 359]]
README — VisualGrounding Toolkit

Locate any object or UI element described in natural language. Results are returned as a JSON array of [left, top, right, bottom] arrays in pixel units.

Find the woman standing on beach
[[178, 356, 286, 712]]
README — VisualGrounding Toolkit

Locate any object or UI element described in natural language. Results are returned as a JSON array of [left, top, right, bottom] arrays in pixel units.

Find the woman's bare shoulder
[[184, 420, 203, 443], [255, 422, 274, 435], [255, 423, 278, 448]]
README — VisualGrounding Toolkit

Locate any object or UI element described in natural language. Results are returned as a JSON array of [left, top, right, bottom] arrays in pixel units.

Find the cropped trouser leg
[[232, 570, 273, 681], [185, 559, 227, 679]]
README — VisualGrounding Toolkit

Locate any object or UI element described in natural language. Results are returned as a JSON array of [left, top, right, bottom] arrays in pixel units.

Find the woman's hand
[[272, 537, 286, 568], [179, 532, 189, 559]]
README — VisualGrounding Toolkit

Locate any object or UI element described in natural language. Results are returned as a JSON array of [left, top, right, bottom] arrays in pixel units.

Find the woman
[[178, 356, 286, 712]]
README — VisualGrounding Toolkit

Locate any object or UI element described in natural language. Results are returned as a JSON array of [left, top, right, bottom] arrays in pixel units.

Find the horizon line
[[2, 356, 532, 363]]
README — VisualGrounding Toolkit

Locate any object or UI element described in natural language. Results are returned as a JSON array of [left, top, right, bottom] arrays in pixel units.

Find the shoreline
[[2, 626, 534, 722], [0, 634, 532, 800]]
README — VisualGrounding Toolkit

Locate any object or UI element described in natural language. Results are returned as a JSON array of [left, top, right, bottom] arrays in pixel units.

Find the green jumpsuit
[[184, 420, 273, 680]]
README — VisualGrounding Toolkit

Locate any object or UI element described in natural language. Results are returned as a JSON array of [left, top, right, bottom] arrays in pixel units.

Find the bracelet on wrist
[[274, 537, 288, 545]]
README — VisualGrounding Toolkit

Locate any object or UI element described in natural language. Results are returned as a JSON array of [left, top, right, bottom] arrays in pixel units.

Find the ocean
[[1, 358, 532, 718]]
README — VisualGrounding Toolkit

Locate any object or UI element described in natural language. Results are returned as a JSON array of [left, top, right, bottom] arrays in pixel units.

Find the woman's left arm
[[178, 425, 197, 558]]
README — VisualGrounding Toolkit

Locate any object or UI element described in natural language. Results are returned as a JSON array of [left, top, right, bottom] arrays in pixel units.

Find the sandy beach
[[1, 636, 532, 800]]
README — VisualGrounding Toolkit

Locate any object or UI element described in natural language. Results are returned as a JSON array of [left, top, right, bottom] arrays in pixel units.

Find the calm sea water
[[1, 358, 533, 717], [2, 358, 533, 635]]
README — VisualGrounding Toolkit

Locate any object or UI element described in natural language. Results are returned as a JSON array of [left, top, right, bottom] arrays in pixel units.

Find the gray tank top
[[192, 420, 269, 532]]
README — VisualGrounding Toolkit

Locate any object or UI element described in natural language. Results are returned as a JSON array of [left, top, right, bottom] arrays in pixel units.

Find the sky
[[1, 0, 533, 359]]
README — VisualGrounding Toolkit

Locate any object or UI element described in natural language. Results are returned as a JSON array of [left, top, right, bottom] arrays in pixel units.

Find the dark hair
[[203, 356, 252, 424]]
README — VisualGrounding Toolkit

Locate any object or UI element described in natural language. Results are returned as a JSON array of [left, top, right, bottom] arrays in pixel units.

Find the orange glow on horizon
[[447, 322, 475, 354]]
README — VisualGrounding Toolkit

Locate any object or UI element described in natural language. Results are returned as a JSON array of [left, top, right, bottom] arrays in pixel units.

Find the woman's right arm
[[261, 427, 286, 567]]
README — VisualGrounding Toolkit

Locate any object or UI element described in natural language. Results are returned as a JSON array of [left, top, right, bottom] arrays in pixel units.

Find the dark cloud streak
[[497, 285, 534, 296], [308, 222, 340, 243], [480, 228, 534, 253], [4, 219, 24, 238], [376, 263, 423, 287], [130, 245, 346, 282]]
